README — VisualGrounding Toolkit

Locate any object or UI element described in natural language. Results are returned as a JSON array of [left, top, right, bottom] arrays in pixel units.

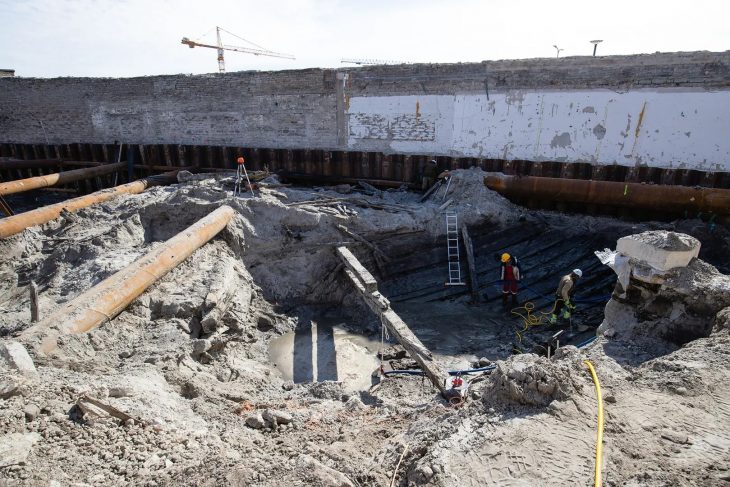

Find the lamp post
[[590, 40, 603, 56], [552, 45, 564, 58]]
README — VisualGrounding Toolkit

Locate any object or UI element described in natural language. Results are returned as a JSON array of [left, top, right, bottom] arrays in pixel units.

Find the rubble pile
[[598, 230, 730, 345]]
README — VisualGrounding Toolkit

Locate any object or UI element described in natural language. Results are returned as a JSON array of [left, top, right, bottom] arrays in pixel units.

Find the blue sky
[[1, 0, 728, 77]]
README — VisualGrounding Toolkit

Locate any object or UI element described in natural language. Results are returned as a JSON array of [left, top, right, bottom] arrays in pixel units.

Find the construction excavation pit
[[1, 167, 730, 486]]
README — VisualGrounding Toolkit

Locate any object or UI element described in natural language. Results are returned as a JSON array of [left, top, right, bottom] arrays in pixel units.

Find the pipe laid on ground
[[484, 174, 730, 215], [21, 205, 236, 355], [0, 172, 178, 239], [0, 161, 126, 196]]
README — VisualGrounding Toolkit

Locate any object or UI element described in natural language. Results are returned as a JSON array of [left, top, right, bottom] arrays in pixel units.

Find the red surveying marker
[[234, 156, 255, 197]]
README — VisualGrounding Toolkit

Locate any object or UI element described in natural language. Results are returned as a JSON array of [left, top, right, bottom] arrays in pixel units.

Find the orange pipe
[[21, 205, 236, 355], [0, 172, 178, 239], [485, 174, 730, 215], [0, 162, 126, 196]]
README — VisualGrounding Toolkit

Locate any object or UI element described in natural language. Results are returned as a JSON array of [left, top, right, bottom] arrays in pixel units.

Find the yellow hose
[[510, 300, 561, 347], [583, 359, 604, 487]]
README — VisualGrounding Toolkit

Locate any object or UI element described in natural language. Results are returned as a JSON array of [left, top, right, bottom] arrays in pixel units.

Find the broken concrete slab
[[200, 260, 239, 334], [0, 376, 21, 399], [262, 409, 293, 425], [0, 340, 37, 377], [245, 413, 266, 429], [617, 231, 700, 271], [296, 454, 355, 487], [0, 432, 41, 467]]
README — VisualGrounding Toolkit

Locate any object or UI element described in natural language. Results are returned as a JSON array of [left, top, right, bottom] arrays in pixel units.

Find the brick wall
[[1, 51, 729, 170]]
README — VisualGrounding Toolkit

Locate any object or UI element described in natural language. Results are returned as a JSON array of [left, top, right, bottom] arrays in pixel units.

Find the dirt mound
[[483, 349, 586, 406]]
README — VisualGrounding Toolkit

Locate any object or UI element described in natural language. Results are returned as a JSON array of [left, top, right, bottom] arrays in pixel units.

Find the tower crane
[[181, 26, 295, 73]]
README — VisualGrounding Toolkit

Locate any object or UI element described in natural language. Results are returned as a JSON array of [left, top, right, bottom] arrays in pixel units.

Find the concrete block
[[0, 341, 37, 377], [617, 231, 700, 272], [0, 432, 41, 467]]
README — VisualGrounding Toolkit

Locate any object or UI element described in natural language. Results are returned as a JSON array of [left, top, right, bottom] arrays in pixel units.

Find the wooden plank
[[343, 268, 367, 295], [438, 198, 453, 211], [336, 224, 390, 263], [29, 281, 39, 322], [336, 246, 378, 292], [337, 246, 449, 395], [460, 224, 480, 303], [420, 179, 443, 202]]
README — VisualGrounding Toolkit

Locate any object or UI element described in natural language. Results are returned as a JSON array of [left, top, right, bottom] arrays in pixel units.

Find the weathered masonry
[[1, 51, 729, 172]]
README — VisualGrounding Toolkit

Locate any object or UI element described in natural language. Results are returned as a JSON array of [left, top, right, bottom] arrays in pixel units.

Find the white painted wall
[[346, 88, 730, 171]]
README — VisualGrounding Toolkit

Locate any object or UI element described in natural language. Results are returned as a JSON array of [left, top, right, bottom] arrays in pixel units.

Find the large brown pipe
[[0, 162, 126, 196], [21, 205, 236, 355], [485, 174, 730, 215], [0, 159, 63, 170], [0, 172, 178, 239]]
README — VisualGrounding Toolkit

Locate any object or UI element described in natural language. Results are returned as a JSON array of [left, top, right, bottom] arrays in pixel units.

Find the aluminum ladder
[[445, 212, 466, 286]]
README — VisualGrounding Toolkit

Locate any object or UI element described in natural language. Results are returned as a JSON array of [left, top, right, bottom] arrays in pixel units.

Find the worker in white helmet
[[549, 269, 582, 325]]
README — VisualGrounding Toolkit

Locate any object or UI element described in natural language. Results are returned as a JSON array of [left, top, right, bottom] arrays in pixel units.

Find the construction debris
[[0, 168, 728, 486], [76, 395, 137, 424], [0, 433, 41, 468], [0, 341, 37, 377]]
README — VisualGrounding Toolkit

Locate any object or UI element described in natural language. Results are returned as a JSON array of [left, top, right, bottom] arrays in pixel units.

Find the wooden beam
[[337, 246, 449, 395], [420, 179, 443, 202], [460, 224, 480, 303], [336, 246, 378, 292], [279, 171, 413, 189], [336, 224, 390, 262], [29, 281, 39, 322]]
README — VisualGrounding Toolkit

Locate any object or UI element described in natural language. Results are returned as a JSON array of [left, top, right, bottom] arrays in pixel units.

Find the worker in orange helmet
[[237, 156, 245, 165], [500, 252, 520, 309]]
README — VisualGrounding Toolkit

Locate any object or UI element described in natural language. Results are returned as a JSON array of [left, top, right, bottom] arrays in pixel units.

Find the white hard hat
[[572, 269, 583, 277]]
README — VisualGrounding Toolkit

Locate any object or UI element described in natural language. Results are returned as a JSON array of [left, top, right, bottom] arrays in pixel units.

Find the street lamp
[[552, 45, 564, 58], [590, 40, 603, 56]]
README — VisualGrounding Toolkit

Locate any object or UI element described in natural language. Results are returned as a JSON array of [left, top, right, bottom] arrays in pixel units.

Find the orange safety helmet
[[236, 156, 245, 165]]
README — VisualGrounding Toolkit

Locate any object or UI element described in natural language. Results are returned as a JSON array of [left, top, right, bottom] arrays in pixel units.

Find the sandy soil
[[1, 168, 729, 486]]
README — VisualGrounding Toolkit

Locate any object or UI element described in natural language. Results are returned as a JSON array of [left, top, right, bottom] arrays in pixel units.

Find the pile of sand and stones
[[0, 168, 728, 486]]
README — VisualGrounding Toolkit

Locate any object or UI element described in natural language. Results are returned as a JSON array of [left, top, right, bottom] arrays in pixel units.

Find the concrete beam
[[617, 231, 700, 271]]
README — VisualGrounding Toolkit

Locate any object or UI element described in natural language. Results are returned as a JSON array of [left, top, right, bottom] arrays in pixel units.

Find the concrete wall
[[1, 51, 729, 171], [346, 89, 730, 170]]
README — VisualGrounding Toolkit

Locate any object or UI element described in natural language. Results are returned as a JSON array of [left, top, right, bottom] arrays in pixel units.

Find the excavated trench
[[2, 170, 729, 382], [257, 216, 730, 391]]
